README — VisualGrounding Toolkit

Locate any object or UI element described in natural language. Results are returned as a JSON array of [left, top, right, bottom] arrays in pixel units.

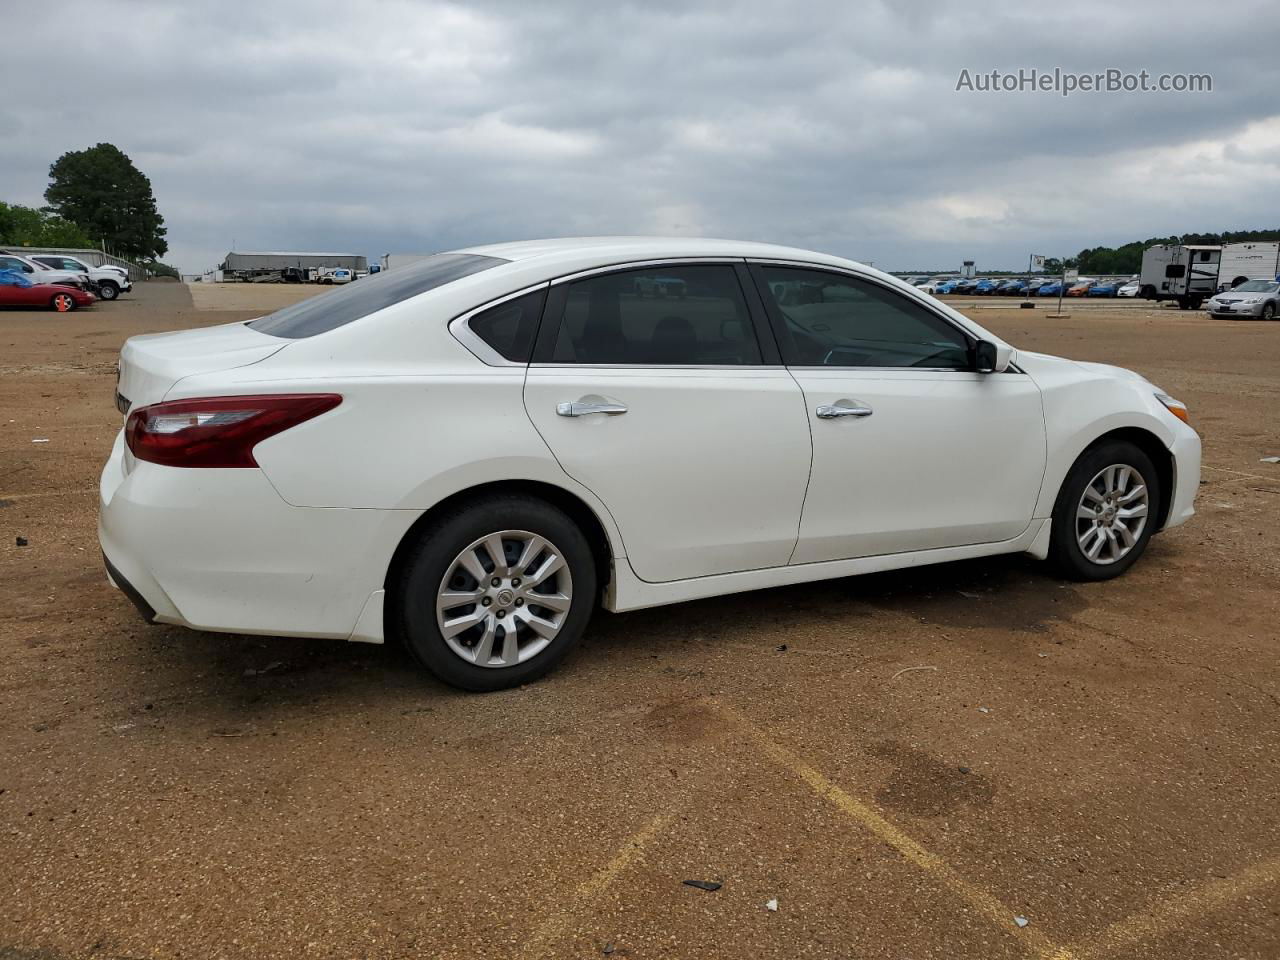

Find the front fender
[[1024, 358, 1185, 519]]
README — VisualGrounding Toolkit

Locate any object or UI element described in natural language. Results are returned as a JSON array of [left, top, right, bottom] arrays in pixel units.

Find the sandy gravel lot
[[2, 282, 1278, 960]]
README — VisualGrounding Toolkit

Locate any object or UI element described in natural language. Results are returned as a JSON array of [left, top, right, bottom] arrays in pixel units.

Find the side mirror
[[973, 340, 1014, 373], [22, 265, 33, 273]]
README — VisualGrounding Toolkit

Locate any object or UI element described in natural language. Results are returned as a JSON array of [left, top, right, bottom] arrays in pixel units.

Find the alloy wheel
[[1075, 464, 1149, 565], [435, 529, 573, 668]]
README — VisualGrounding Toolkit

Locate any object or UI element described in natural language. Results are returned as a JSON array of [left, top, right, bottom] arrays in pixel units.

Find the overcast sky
[[5, 0, 1278, 274]]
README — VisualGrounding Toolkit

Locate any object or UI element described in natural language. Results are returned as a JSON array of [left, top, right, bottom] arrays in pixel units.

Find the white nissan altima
[[100, 238, 1200, 690]]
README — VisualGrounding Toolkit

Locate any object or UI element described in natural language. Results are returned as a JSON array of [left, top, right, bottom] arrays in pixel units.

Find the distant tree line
[[1074, 229, 1280, 275], [0, 202, 93, 248]]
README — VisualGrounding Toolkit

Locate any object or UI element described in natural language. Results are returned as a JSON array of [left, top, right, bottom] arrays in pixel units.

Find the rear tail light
[[125, 394, 341, 468]]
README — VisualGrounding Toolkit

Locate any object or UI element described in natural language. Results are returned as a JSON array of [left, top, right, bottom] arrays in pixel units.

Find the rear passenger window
[[548, 265, 761, 365], [468, 288, 546, 362]]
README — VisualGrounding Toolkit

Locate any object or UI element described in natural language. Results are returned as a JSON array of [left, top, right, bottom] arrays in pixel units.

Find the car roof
[[453, 236, 868, 274]]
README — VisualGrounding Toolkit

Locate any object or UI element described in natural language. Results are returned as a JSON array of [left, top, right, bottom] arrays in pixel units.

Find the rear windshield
[[249, 253, 507, 338]]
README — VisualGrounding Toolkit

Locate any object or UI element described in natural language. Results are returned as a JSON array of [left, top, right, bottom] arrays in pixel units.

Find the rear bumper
[[98, 432, 413, 642]]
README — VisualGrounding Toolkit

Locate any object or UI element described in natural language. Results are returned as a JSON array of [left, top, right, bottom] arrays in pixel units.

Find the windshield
[[1232, 280, 1279, 293], [249, 253, 507, 338]]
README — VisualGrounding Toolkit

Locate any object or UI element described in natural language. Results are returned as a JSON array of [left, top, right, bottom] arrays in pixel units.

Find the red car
[[0, 278, 96, 312]]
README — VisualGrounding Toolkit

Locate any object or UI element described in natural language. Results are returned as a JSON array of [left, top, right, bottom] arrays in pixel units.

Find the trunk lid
[[116, 321, 288, 414]]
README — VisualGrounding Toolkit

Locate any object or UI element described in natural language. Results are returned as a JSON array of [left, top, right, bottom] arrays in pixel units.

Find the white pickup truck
[[31, 254, 133, 300]]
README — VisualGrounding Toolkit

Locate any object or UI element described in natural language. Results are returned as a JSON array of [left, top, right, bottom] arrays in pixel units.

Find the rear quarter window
[[249, 253, 507, 338]]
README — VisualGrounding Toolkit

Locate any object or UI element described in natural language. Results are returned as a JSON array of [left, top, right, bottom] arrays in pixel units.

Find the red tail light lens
[[125, 394, 341, 468]]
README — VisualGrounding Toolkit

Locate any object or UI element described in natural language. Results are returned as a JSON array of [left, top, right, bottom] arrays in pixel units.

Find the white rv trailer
[[1139, 244, 1221, 309], [1216, 242, 1280, 292]]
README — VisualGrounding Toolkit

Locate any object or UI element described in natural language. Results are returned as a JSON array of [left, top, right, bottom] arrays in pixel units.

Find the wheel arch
[[381, 479, 616, 636]]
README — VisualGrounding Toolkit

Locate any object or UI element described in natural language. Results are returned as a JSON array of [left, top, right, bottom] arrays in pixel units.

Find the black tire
[[98, 280, 119, 300], [1262, 302, 1275, 321], [394, 495, 597, 691], [1048, 441, 1161, 581], [1140, 285, 1157, 300]]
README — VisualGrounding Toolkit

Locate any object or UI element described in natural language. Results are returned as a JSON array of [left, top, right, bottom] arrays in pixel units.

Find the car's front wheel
[[1049, 441, 1161, 580], [51, 292, 77, 312], [98, 280, 119, 300], [394, 495, 597, 691]]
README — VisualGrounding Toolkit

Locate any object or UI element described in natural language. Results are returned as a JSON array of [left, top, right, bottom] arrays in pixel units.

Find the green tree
[[0, 201, 94, 248], [44, 143, 167, 260]]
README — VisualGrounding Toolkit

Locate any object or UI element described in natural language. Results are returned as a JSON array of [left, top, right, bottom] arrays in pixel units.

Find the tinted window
[[249, 253, 506, 338], [758, 266, 971, 368], [1165, 264, 1186, 278], [0, 257, 31, 273], [468, 288, 547, 362], [549, 265, 761, 365]]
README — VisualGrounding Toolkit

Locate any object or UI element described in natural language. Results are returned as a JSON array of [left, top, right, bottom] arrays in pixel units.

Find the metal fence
[[2, 246, 147, 281]]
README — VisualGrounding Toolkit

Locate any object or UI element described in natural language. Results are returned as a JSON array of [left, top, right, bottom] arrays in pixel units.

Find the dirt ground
[[2, 281, 1278, 960]]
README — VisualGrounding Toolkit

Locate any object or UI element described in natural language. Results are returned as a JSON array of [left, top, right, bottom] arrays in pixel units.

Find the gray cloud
[[4, 0, 1277, 273]]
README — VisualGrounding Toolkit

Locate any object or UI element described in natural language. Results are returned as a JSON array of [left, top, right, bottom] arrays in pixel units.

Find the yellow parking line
[[521, 809, 675, 959], [0, 488, 96, 501], [1202, 464, 1280, 483], [1043, 855, 1280, 960], [711, 700, 1071, 958]]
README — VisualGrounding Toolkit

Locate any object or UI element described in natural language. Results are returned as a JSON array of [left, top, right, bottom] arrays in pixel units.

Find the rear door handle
[[556, 398, 628, 417], [815, 399, 873, 419]]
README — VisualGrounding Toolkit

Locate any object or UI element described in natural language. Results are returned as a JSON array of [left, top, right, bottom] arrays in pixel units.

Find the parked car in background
[[1038, 280, 1064, 296], [0, 253, 93, 292], [1206, 279, 1280, 320], [101, 237, 1200, 691], [997, 279, 1026, 295], [935, 279, 962, 294], [0, 269, 96, 311], [917, 278, 949, 294], [31, 254, 132, 300], [1088, 282, 1119, 297], [973, 279, 1001, 295], [954, 277, 980, 293], [1066, 280, 1096, 297], [1118, 280, 1140, 298]]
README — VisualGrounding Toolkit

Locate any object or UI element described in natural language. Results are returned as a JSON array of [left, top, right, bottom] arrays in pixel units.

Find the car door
[[523, 261, 812, 583], [749, 262, 1046, 565]]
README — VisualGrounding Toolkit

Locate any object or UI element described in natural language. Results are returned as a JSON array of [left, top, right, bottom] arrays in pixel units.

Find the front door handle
[[815, 399, 873, 419], [556, 398, 629, 417]]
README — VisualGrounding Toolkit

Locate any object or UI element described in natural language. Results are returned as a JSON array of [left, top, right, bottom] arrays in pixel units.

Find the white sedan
[[100, 238, 1200, 690]]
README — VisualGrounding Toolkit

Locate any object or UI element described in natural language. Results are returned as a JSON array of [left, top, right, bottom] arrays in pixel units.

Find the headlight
[[1155, 392, 1190, 425]]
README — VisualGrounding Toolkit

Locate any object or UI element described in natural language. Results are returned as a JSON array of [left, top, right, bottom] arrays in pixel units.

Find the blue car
[[1038, 281, 1064, 296], [997, 279, 1026, 295], [935, 279, 961, 294], [973, 279, 1001, 294], [1087, 282, 1119, 297], [954, 277, 980, 293]]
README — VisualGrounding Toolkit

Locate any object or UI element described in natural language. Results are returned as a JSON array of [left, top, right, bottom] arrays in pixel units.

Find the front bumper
[[1209, 301, 1263, 317], [1163, 422, 1201, 531], [98, 431, 413, 641]]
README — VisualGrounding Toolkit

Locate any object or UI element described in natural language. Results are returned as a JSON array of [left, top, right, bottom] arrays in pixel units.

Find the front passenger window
[[548, 264, 762, 365], [757, 266, 971, 369]]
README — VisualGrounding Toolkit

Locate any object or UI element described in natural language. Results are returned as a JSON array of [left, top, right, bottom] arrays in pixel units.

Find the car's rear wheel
[[394, 495, 597, 691], [1049, 441, 1160, 581], [51, 292, 76, 312], [98, 281, 119, 300]]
